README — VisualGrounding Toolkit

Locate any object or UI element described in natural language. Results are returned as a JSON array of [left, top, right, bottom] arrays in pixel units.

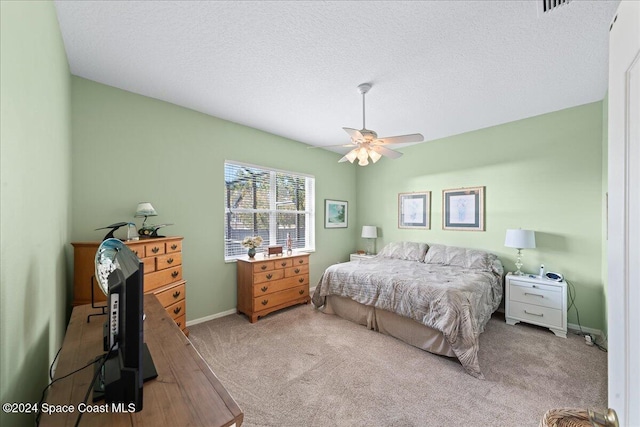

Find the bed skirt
[[321, 295, 456, 358]]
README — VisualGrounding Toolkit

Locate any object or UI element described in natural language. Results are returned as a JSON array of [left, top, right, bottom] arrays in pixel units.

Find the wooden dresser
[[71, 236, 188, 334], [40, 295, 243, 427], [236, 253, 310, 322]]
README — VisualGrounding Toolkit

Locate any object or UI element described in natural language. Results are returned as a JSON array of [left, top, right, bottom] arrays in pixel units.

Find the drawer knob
[[177, 321, 181, 328], [261, 299, 268, 306], [299, 289, 304, 295], [294, 268, 300, 274], [266, 273, 273, 280], [261, 265, 267, 270], [167, 257, 174, 264], [171, 244, 178, 250], [298, 259, 304, 264], [172, 291, 181, 298], [261, 286, 268, 292], [152, 247, 160, 254], [171, 271, 179, 278], [134, 250, 139, 256], [524, 310, 544, 317], [281, 262, 287, 267], [298, 278, 304, 283], [173, 306, 182, 315]]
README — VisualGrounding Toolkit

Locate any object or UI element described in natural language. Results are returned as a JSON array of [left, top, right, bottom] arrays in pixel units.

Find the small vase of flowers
[[242, 236, 263, 259]]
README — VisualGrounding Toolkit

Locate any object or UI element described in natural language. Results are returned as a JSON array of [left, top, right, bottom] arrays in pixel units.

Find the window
[[224, 161, 315, 260]]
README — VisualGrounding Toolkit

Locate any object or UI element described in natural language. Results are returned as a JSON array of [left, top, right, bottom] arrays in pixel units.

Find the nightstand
[[505, 272, 567, 338], [350, 253, 376, 261]]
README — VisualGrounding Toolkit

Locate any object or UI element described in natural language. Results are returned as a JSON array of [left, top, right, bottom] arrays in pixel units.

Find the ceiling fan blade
[[375, 133, 424, 145], [371, 145, 403, 159], [308, 143, 355, 149], [343, 127, 364, 141]]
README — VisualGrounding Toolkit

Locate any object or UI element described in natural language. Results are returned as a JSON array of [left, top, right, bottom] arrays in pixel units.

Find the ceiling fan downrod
[[358, 83, 371, 131]]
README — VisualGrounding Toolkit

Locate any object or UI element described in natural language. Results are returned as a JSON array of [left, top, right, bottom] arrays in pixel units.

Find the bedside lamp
[[361, 225, 378, 255], [504, 229, 536, 276]]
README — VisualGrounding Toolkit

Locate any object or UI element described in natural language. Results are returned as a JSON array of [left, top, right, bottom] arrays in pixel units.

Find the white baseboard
[[187, 287, 317, 327], [186, 308, 237, 327], [568, 323, 607, 347]]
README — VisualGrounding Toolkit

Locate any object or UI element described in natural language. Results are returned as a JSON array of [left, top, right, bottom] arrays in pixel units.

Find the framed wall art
[[442, 186, 485, 231], [325, 199, 348, 228], [398, 192, 431, 229]]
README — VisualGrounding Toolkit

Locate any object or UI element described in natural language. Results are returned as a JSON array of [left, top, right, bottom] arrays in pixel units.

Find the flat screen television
[[93, 238, 157, 412]]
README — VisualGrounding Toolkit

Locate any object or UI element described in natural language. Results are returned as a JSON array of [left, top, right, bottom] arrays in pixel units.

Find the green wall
[[355, 102, 605, 331], [0, 1, 71, 426], [70, 77, 357, 321]]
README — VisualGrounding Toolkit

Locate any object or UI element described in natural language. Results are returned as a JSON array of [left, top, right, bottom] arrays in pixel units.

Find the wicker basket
[[540, 408, 594, 427]]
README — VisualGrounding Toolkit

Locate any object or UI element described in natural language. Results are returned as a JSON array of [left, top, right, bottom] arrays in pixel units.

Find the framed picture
[[442, 186, 485, 231], [325, 199, 348, 228], [398, 192, 431, 229]]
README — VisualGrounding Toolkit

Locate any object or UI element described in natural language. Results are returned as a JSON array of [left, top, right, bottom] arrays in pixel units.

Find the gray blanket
[[312, 258, 503, 378]]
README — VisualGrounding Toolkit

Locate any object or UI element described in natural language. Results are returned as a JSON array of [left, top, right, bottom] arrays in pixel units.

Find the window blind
[[224, 161, 315, 260]]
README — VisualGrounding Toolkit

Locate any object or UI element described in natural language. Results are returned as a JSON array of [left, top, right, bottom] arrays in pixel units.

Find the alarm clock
[[545, 271, 564, 282]]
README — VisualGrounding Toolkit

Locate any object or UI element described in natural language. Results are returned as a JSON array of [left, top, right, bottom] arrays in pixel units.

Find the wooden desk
[[41, 295, 243, 427]]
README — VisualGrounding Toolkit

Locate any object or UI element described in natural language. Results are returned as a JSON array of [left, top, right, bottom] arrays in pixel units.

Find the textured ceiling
[[53, 0, 619, 154]]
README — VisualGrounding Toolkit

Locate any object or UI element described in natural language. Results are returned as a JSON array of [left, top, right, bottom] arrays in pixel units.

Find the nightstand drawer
[[508, 301, 563, 329], [509, 282, 562, 309]]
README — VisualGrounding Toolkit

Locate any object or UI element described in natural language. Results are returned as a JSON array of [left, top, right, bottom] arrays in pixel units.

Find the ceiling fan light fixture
[[344, 149, 358, 163], [369, 149, 382, 163], [356, 147, 369, 162], [358, 157, 369, 166]]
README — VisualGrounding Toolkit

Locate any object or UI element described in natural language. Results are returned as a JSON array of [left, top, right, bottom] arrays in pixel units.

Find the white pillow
[[378, 242, 428, 262]]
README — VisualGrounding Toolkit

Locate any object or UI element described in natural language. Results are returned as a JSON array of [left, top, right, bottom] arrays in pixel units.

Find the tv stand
[[41, 295, 243, 426], [92, 342, 158, 403]]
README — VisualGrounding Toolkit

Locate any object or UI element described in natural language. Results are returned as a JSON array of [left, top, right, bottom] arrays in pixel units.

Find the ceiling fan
[[317, 83, 424, 166]]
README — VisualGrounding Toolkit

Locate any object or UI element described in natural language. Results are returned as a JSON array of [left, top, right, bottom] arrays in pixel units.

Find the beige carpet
[[188, 304, 607, 427]]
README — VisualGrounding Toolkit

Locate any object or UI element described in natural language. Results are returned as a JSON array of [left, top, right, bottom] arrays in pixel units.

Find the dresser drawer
[[144, 241, 165, 256], [174, 314, 186, 330], [292, 256, 308, 266], [253, 277, 304, 296], [166, 240, 182, 253], [154, 281, 186, 308], [508, 301, 563, 329], [142, 256, 156, 274], [253, 261, 275, 273], [509, 281, 562, 309], [156, 252, 182, 271], [145, 266, 182, 292], [253, 269, 285, 284], [252, 285, 308, 312], [285, 264, 308, 278], [128, 243, 146, 259], [274, 259, 292, 269], [166, 299, 186, 320]]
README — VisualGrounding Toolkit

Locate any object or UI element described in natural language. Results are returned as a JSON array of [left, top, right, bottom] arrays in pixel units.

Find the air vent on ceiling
[[538, 0, 572, 15]]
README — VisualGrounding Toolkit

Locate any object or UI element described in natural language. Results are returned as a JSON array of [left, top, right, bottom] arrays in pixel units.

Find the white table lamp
[[361, 225, 378, 255], [504, 229, 536, 276]]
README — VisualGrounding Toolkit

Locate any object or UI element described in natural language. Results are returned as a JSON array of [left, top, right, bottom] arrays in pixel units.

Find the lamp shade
[[135, 202, 158, 218], [504, 229, 536, 249], [361, 225, 378, 239]]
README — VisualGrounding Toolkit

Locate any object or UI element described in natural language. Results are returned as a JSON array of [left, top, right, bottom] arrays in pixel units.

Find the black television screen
[[93, 239, 157, 412]]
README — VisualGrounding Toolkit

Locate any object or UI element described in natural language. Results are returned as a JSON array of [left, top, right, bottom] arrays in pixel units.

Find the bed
[[311, 242, 504, 378]]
